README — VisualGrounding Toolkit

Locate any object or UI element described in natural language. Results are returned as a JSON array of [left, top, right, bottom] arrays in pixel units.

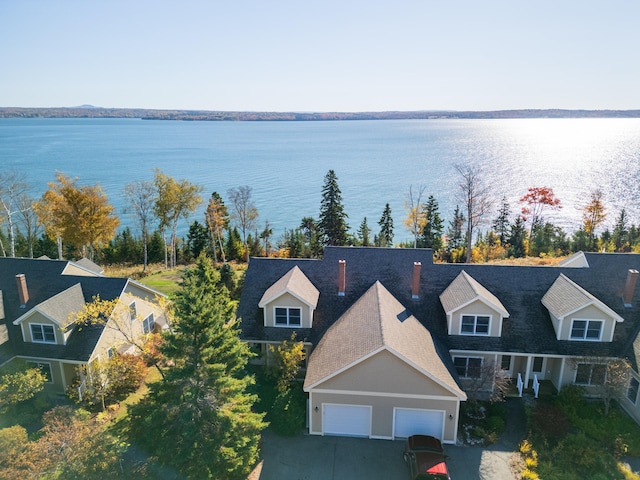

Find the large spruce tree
[[318, 170, 349, 246], [377, 203, 394, 247], [126, 256, 266, 480], [420, 195, 444, 252]]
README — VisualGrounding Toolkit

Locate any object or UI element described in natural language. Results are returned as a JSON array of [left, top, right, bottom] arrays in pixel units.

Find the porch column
[[524, 356, 532, 390]]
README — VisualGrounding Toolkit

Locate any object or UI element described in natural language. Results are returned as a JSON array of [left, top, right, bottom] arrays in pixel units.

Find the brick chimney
[[412, 262, 422, 299], [16, 274, 29, 307], [623, 269, 639, 307], [338, 260, 346, 296]]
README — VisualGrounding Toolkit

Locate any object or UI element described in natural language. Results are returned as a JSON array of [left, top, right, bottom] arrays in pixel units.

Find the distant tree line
[[2, 167, 639, 267]]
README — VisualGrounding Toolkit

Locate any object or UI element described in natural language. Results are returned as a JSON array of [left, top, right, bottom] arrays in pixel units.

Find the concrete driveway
[[250, 430, 518, 480]]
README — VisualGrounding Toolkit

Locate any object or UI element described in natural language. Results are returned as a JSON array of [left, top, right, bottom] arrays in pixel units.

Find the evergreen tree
[[493, 197, 511, 246], [507, 216, 527, 258], [318, 170, 349, 246], [126, 257, 266, 480], [421, 195, 444, 252], [357, 217, 371, 246], [446, 205, 465, 251], [226, 227, 243, 262], [186, 220, 210, 260], [612, 208, 629, 252], [377, 203, 394, 247]]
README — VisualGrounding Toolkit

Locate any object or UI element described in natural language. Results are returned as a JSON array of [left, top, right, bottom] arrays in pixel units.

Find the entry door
[[323, 404, 371, 437], [394, 408, 444, 439]]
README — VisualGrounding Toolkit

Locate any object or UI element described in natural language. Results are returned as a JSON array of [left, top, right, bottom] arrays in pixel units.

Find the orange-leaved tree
[[519, 186, 562, 238]]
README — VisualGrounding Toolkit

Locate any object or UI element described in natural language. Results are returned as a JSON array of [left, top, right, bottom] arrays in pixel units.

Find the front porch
[[506, 374, 558, 399]]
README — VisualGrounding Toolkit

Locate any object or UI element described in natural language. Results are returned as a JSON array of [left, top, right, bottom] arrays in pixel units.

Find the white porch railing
[[533, 374, 540, 399], [517, 373, 524, 397]]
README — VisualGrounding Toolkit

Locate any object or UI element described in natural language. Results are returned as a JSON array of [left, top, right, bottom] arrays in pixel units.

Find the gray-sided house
[[238, 247, 640, 443], [0, 257, 167, 395]]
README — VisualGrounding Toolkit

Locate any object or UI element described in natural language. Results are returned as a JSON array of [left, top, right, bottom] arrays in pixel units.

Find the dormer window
[[570, 319, 603, 341], [275, 307, 301, 326], [30, 323, 56, 343], [460, 315, 490, 335]]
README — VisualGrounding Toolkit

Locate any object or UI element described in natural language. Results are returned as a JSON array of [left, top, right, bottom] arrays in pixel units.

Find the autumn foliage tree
[[153, 169, 203, 268], [519, 186, 562, 238], [34, 172, 120, 260], [581, 189, 607, 248], [205, 191, 229, 263], [404, 184, 426, 248]]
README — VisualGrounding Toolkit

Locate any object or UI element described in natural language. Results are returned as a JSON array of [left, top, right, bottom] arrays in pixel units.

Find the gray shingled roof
[[238, 247, 640, 369], [542, 273, 623, 321], [0, 257, 128, 363], [13, 283, 85, 329], [258, 266, 319, 308], [439, 270, 509, 317], [303, 281, 465, 398]]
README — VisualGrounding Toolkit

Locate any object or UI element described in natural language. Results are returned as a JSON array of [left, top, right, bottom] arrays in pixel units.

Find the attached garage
[[393, 408, 445, 439], [323, 404, 371, 437], [303, 282, 467, 444]]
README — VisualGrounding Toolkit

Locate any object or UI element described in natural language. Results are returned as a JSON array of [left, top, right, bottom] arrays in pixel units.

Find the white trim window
[[30, 323, 56, 344], [27, 361, 53, 383], [453, 356, 482, 379], [460, 315, 490, 335], [628, 377, 640, 404], [142, 313, 155, 334], [274, 307, 301, 327], [570, 319, 603, 341], [129, 301, 137, 320], [575, 363, 606, 385]]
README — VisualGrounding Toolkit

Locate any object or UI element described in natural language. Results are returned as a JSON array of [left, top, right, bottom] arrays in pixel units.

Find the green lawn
[[138, 268, 185, 295]]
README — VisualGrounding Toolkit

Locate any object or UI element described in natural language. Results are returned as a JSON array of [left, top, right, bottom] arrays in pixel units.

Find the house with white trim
[[0, 257, 167, 394], [238, 247, 640, 443]]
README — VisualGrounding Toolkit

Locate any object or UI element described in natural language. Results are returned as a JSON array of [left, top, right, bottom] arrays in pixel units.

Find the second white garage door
[[323, 404, 371, 437], [393, 408, 444, 439]]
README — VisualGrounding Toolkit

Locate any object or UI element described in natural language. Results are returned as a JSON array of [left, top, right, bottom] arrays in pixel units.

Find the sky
[[1, 1, 639, 112]]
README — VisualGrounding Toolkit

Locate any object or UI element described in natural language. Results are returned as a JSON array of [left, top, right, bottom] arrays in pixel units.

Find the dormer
[[12, 283, 85, 345], [258, 266, 319, 328], [439, 271, 509, 337], [542, 274, 623, 342]]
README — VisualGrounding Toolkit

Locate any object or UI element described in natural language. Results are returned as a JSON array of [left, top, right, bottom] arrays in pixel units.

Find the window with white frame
[[453, 356, 482, 378], [570, 319, 603, 341], [628, 377, 640, 404], [533, 357, 544, 373], [274, 307, 301, 326], [129, 301, 137, 320], [142, 313, 155, 334], [501, 355, 512, 371], [30, 323, 56, 344], [575, 363, 606, 385], [27, 361, 53, 383], [460, 315, 490, 335]]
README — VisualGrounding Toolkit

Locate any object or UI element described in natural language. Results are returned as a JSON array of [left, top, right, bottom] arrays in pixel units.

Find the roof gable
[[258, 266, 319, 309], [439, 270, 509, 318], [304, 281, 465, 398], [13, 283, 85, 329], [542, 273, 624, 322]]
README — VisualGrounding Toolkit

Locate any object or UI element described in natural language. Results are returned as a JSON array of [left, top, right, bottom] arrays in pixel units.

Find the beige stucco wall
[[262, 292, 313, 328], [63, 264, 99, 276], [449, 299, 502, 337], [557, 304, 616, 341]]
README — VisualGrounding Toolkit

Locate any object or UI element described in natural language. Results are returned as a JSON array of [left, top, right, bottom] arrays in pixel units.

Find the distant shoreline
[[1, 107, 640, 121]]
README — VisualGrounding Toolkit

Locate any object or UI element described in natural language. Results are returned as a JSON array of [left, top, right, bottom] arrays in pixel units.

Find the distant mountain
[[1, 107, 639, 121]]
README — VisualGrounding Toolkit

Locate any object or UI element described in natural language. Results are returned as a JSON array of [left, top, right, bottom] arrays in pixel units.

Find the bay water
[[2, 117, 639, 244]]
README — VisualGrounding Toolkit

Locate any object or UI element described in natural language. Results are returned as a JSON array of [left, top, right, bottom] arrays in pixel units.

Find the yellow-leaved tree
[[34, 172, 120, 260]]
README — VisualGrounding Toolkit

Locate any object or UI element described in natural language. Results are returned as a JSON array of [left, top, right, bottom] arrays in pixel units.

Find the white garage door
[[323, 404, 371, 437], [394, 408, 444, 439]]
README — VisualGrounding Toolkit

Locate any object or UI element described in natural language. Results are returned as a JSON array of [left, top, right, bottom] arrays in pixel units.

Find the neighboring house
[[238, 247, 640, 444], [0, 257, 167, 395]]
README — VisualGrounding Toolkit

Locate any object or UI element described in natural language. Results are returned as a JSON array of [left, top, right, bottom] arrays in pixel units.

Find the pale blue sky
[[1, 1, 638, 112]]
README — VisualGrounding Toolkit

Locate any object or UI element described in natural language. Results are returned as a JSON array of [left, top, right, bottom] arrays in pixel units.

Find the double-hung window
[[142, 313, 155, 334], [570, 319, 603, 341], [274, 307, 301, 327], [461, 315, 490, 335], [628, 377, 640, 404], [27, 361, 53, 383], [30, 324, 56, 343], [575, 363, 606, 385], [454, 357, 482, 378]]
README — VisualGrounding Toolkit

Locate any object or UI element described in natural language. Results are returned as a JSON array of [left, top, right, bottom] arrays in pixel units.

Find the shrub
[[486, 415, 505, 434], [531, 402, 569, 444], [269, 388, 305, 436]]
